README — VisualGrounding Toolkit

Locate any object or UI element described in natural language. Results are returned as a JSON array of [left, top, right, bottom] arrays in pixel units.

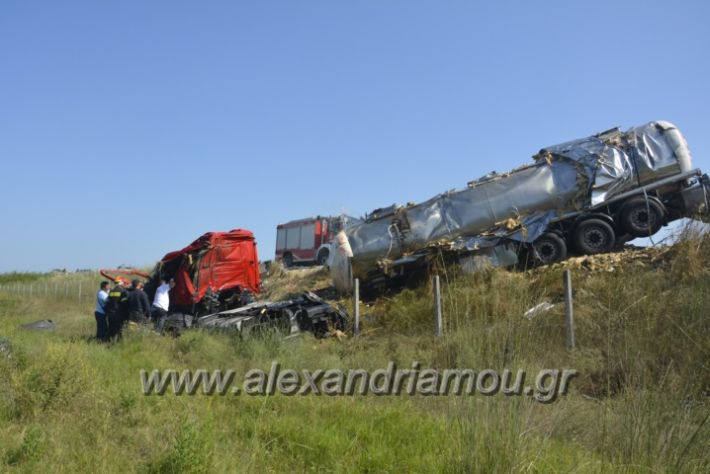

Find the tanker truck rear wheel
[[619, 196, 664, 238], [573, 218, 615, 255], [532, 233, 567, 265]]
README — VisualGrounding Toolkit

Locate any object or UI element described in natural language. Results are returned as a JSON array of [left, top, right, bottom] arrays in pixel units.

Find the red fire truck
[[275, 215, 360, 267]]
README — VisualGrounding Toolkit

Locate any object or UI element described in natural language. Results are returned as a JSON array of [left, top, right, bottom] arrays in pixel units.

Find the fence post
[[564, 270, 576, 350], [353, 278, 360, 335], [78, 282, 82, 302], [433, 275, 443, 337]]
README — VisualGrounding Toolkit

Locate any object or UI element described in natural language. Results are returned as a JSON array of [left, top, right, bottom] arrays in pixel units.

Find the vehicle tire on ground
[[573, 218, 616, 255], [619, 196, 664, 238], [283, 253, 293, 268], [532, 232, 568, 265], [317, 248, 330, 266]]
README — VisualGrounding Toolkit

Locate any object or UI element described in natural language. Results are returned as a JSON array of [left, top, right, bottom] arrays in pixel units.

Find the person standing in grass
[[151, 276, 174, 333], [126, 279, 151, 324], [94, 281, 110, 341], [105, 278, 129, 341]]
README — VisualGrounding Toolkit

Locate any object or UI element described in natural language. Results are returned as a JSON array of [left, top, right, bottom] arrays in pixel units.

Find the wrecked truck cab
[[332, 121, 710, 294], [143, 229, 350, 339], [144, 229, 261, 316]]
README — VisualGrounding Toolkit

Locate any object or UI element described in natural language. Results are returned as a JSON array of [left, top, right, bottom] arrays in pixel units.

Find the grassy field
[[0, 236, 708, 473]]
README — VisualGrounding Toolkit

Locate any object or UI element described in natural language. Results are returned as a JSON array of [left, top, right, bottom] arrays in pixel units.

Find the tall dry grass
[[0, 230, 708, 472]]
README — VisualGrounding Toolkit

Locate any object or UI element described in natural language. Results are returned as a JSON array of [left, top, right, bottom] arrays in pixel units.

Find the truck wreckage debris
[[331, 120, 710, 292], [102, 229, 349, 339], [156, 292, 348, 338]]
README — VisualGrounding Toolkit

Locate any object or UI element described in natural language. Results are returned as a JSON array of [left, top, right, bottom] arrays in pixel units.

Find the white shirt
[[152, 283, 171, 311]]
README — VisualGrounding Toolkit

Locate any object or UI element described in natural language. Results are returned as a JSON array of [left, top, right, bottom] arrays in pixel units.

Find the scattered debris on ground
[[537, 245, 673, 273], [20, 319, 56, 331], [524, 301, 556, 320]]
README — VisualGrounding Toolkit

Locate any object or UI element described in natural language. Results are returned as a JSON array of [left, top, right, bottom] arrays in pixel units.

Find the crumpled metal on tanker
[[331, 121, 695, 290]]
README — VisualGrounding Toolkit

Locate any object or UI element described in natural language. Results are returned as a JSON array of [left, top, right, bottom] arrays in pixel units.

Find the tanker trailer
[[331, 120, 709, 293]]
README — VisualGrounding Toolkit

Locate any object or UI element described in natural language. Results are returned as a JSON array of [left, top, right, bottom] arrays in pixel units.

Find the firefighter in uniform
[[105, 278, 129, 341]]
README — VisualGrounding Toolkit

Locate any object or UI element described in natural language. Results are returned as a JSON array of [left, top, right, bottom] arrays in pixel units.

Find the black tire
[[573, 218, 616, 255], [532, 233, 568, 265], [283, 253, 293, 268], [620, 196, 664, 238], [317, 249, 329, 266]]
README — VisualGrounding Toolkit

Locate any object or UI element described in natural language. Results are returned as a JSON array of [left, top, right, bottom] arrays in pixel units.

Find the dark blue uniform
[[105, 284, 128, 340]]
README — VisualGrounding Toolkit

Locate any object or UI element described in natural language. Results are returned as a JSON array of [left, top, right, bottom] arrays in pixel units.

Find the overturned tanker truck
[[331, 120, 710, 293]]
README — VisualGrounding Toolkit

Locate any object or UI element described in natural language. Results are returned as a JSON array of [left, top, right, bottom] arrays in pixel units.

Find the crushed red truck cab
[[146, 229, 260, 315]]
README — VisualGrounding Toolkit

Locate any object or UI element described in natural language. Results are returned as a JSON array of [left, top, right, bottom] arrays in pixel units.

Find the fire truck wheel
[[283, 253, 293, 268], [317, 249, 330, 266]]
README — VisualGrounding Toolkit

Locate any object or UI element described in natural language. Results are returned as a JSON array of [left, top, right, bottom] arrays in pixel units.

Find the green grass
[[0, 236, 708, 473]]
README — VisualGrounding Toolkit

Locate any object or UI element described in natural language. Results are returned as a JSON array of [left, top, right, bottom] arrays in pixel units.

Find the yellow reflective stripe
[[109, 292, 122, 297]]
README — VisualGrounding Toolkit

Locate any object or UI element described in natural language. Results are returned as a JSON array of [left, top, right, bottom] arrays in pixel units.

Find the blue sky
[[1, 1, 708, 272]]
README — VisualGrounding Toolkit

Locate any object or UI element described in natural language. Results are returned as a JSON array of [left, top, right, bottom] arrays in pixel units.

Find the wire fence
[[0, 276, 104, 305]]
